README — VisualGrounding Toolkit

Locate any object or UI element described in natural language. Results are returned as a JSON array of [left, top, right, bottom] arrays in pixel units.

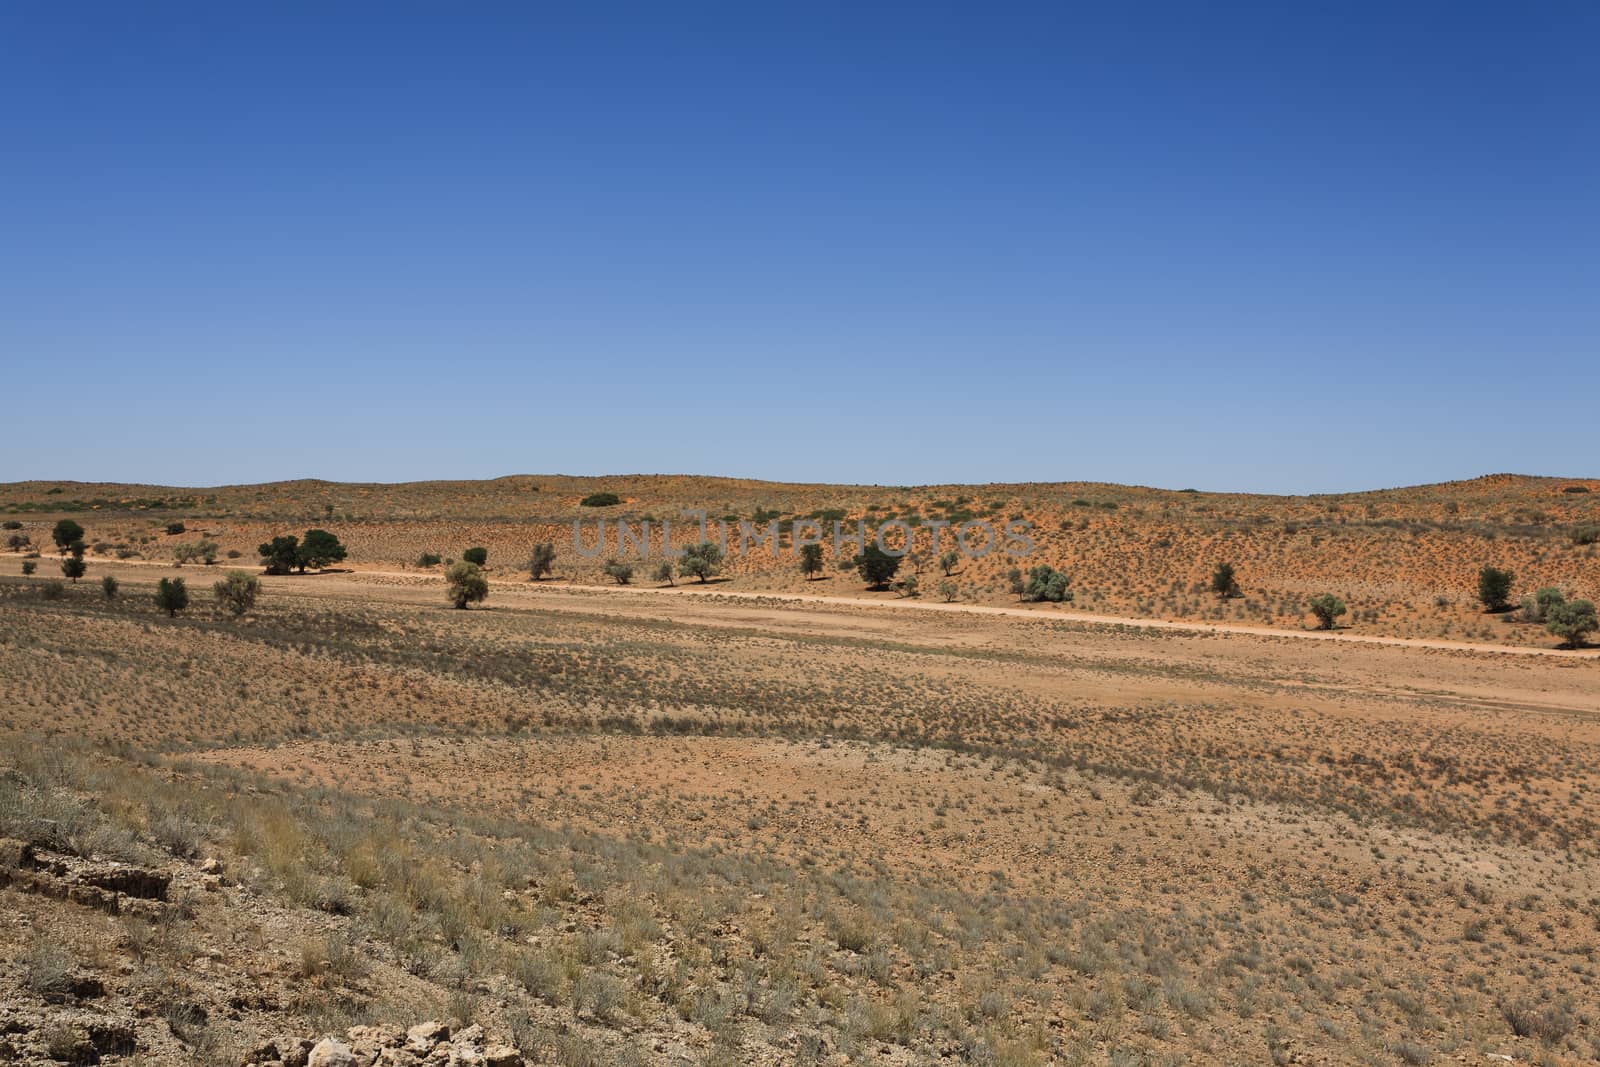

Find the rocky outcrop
[[243, 1022, 523, 1067]]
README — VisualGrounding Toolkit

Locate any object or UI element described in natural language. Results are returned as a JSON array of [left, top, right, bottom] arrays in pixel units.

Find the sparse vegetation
[[462, 546, 488, 566], [212, 571, 260, 616], [1023, 564, 1071, 602], [1478, 566, 1515, 612], [1545, 598, 1597, 649], [677, 541, 723, 583], [580, 492, 621, 507], [527, 542, 556, 581], [800, 542, 824, 580], [854, 544, 901, 590], [1211, 561, 1241, 599], [1307, 593, 1347, 629], [154, 577, 189, 616], [444, 560, 488, 608]]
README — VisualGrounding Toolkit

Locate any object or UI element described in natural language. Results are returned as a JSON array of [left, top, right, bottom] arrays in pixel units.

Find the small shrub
[[1023, 565, 1071, 602], [40, 580, 65, 600], [580, 492, 621, 507], [1477, 566, 1514, 612], [1211, 562, 1241, 599], [527, 542, 556, 580], [21, 560, 36, 576], [603, 560, 633, 585], [445, 561, 489, 609], [462, 546, 488, 566], [165, 522, 186, 535], [101, 575, 118, 599], [1307, 593, 1347, 630], [155, 577, 189, 617], [417, 552, 442, 568], [212, 571, 260, 616]]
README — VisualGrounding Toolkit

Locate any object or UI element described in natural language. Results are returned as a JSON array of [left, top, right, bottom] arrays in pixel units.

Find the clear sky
[[3, 3, 1595, 494]]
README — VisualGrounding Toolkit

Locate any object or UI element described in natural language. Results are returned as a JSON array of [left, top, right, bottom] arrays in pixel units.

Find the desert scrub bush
[[1307, 593, 1346, 630], [580, 492, 621, 507], [1500, 997, 1575, 1044], [155, 576, 189, 616], [854, 544, 900, 589], [1477, 566, 1514, 612], [653, 560, 675, 585], [603, 559, 633, 585], [40, 579, 65, 599], [462, 546, 488, 566], [100, 574, 118, 598], [212, 570, 260, 616], [21, 559, 36, 575], [1210, 561, 1241, 599], [164, 521, 186, 535], [678, 541, 723, 583], [1545, 598, 1597, 648], [527, 542, 556, 580], [23, 935, 75, 998], [1023, 565, 1071, 602], [416, 552, 442, 567], [445, 560, 488, 608]]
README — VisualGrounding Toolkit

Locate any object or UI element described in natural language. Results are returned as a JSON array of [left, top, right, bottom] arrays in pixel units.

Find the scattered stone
[[483, 1046, 521, 1067], [405, 1020, 448, 1053], [307, 1036, 355, 1067]]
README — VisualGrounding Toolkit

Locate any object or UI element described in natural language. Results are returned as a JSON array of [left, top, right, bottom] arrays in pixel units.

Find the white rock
[[307, 1038, 354, 1067]]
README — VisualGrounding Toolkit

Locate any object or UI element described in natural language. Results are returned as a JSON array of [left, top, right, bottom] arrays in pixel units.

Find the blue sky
[[3, 3, 1595, 493]]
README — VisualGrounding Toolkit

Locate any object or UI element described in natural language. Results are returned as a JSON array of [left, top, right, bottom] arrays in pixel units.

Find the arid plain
[[2, 475, 1598, 1066]]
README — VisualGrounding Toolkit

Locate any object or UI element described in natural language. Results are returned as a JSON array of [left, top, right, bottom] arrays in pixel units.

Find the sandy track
[[39, 551, 1600, 659]]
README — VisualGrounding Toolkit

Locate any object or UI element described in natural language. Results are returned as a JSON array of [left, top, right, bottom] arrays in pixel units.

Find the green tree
[[1006, 567, 1025, 595], [800, 543, 824, 580], [678, 542, 723, 583], [212, 571, 260, 616], [60, 555, 86, 583], [462, 546, 489, 567], [938, 549, 961, 576], [1525, 586, 1566, 623], [939, 580, 959, 603], [416, 552, 442, 568], [101, 575, 118, 599], [52, 519, 84, 553], [854, 544, 901, 590], [1477, 566, 1514, 612], [897, 573, 919, 598], [21, 560, 36, 576], [1308, 593, 1347, 630], [1211, 562, 1241, 599], [1546, 599, 1597, 649], [155, 577, 189, 617], [1024, 565, 1072, 603], [527, 543, 556, 581], [297, 529, 347, 572], [6, 533, 29, 552], [603, 560, 633, 585], [653, 561, 675, 586], [445, 561, 489, 609], [580, 492, 621, 507], [259, 535, 300, 575]]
